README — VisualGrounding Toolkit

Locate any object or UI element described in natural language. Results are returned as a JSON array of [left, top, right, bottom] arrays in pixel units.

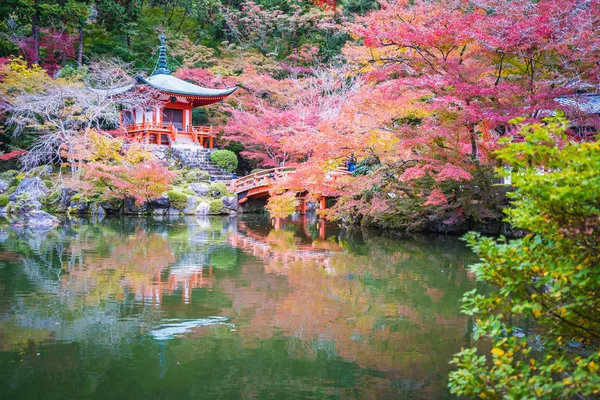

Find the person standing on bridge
[[347, 153, 357, 173]]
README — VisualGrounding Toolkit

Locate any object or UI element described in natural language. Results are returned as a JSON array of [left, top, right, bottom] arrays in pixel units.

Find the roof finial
[[156, 33, 171, 75]]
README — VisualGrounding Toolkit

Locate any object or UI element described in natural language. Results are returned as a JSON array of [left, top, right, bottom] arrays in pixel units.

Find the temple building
[[115, 34, 236, 148]]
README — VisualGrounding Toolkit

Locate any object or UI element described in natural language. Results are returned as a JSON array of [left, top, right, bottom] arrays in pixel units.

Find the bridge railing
[[232, 167, 296, 194]]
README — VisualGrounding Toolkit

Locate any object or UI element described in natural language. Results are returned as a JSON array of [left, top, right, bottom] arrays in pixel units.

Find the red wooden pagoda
[[116, 35, 236, 148]]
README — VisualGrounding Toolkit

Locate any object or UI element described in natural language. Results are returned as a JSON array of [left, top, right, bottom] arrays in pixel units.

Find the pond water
[[0, 215, 481, 399]]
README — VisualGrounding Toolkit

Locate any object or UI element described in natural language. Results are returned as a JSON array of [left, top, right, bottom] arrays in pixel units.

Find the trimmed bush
[[208, 182, 229, 197], [0, 195, 9, 207], [210, 150, 238, 172], [167, 190, 189, 209], [7, 186, 16, 194], [209, 199, 223, 214]]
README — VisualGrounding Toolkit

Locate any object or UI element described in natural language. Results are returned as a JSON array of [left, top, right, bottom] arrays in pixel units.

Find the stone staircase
[[170, 146, 234, 183]]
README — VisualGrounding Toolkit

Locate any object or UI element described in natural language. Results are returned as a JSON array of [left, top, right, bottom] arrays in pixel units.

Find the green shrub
[[184, 169, 210, 183], [208, 182, 229, 197], [0, 170, 19, 185], [209, 199, 223, 214], [7, 186, 16, 194], [172, 171, 187, 186], [210, 150, 238, 172], [43, 179, 53, 188], [250, 168, 265, 174], [449, 115, 600, 399], [181, 187, 196, 196], [43, 190, 61, 205], [167, 190, 189, 209], [0, 195, 9, 207], [30, 165, 53, 177], [15, 173, 25, 185], [70, 193, 81, 202]]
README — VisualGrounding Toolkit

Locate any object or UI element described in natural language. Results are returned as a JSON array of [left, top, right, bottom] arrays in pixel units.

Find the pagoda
[[117, 34, 237, 148]]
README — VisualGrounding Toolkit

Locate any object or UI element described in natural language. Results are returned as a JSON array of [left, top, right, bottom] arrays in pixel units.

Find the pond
[[0, 214, 482, 399]]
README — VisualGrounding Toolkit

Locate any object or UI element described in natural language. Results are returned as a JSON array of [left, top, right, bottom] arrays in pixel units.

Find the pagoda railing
[[125, 123, 216, 147]]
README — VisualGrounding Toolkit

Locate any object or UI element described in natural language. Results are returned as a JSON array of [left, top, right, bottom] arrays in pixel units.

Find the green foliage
[[167, 190, 189, 210], [7, 186, 16, 195], [341, 0, 380, 15], [0, 195, 9, 207], [210, 149, 238, 172], [209, 199, 223, 214], [449, 115, 600, 399], [265, 192, 298, 218], [15, 173, 25, 185], [0, 170, 19, 186], [184, 169, 210, 183], [208, 182, 229, 197], [173, 169, 210, 186]]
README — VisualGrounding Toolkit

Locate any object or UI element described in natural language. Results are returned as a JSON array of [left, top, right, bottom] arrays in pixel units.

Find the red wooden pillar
[[320, 196, 327, 210], [300, 197, 307, 215], [209, 137, 214, 148], [319, 219, 326, 240]]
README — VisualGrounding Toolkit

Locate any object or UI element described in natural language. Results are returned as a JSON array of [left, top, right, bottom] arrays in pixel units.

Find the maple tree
[[70, 131, 175, 205], [238, 0, 600, 227]]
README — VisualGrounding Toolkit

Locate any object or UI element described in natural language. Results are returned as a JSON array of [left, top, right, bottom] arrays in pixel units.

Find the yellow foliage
[[0, 57, 51, 97], [491, 347, 505, 357]]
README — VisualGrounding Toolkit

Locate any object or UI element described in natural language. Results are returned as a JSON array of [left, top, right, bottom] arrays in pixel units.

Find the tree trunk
[[32, 0, 40, 64], [77, 24, 84, 67], [470, 125, 479, 163]]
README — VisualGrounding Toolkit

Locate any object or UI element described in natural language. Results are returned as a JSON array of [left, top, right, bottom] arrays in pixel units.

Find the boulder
[[58, 188, 76, 211], [182, 196, 198, 215], [0, 179, 8, 194], [124, 197, 142, 215], [189, 183, 209, 197], [13, 198, 42, 214], [9, 177, 48, 201], [150, 195, 170, 209], [100, 199, 122, 214], [196, 202, 210, 215], [70, 201, 89, 214], [221, 196, 238, 210]]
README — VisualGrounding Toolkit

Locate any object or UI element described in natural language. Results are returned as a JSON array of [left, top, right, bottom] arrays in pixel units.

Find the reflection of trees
[[0, 216, 237, 354], [0, 215, 479, 399], [221, 220, 478, 397]]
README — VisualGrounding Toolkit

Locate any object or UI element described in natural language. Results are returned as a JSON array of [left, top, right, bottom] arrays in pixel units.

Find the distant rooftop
[[555, 93, 600, 114]]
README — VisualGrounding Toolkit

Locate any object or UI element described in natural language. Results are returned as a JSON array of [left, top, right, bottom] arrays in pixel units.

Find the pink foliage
[[15, 28, 76, 75], [424, 189, 448, 206], [435, 165, 472, 182], [400, 166, 426, 181]]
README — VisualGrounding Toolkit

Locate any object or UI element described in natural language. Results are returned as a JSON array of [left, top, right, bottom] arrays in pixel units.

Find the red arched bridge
[[231, 167, 350, 213]]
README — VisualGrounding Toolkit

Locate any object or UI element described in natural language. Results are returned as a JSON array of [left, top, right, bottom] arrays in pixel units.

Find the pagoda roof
[[89, 35, 236, 107], [137, 74, 237, 99]]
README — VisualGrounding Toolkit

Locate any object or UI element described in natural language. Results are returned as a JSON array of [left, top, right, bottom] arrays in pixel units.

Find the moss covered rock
[[167, 190, 189, 209]]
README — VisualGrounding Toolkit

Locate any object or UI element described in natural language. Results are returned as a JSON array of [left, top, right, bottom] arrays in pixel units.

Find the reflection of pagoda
[[133, 265, 215, 307]]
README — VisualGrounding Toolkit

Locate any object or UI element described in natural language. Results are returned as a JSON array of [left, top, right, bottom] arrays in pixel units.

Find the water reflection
[[0, 214, 479, 399]]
